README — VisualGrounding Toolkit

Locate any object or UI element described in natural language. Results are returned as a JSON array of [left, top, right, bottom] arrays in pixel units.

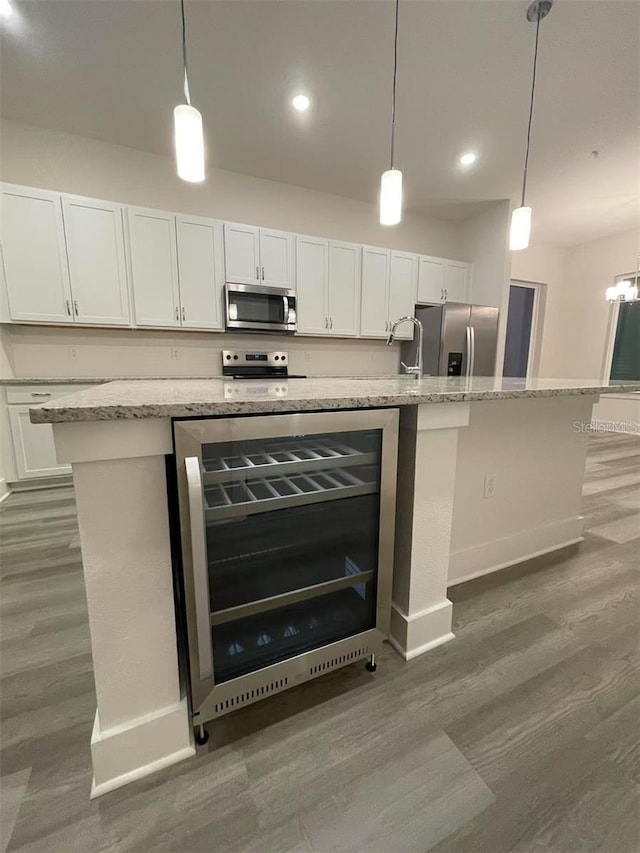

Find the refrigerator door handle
[[185, 456, 214, 681], [470, 325, 476, 376], [465, 326, 472, 377]]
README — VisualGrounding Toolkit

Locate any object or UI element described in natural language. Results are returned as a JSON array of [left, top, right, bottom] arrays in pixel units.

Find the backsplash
[[1, 325, 401, 379]]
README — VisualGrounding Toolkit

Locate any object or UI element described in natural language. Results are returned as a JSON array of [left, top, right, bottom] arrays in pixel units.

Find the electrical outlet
[[69, 347, 78, 360], [170, 347, 179, 360], [483, 473, 497, 499]]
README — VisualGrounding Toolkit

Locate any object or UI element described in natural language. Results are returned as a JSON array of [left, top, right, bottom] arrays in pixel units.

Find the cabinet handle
[[324, 317, 328, 329], [175, 306, 179, 321], [73, 300, 79, 316], [445, 288, 448, 300], [256, 265, 260, 280], [261, 266, 265, 280], [31, 392, 51, 398], [182, 307, 185, 321], [65, 300, 71, 316], [330, 317, 333, 329]]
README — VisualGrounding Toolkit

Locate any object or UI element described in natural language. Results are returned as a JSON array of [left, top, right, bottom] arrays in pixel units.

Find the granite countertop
[[28, 376, 640, 423]]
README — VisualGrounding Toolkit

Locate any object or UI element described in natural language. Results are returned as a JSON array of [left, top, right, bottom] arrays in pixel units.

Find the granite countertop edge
[[28, 379, 640, 424]]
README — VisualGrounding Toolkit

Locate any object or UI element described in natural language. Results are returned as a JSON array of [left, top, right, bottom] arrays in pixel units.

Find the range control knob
[[274, 355, 280, 361], [225, 354, 231, 360], [233, 355, 239, 360]]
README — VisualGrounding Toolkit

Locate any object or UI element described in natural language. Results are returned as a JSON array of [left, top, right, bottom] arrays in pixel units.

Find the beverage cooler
[[173, 409, 399, 739]]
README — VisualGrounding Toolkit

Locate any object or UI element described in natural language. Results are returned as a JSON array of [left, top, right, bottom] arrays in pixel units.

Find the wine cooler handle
[[185, 456, 214, 680]]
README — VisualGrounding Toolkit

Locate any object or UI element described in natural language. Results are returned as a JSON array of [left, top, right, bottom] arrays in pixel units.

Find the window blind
[[610, 299, 640, 382]]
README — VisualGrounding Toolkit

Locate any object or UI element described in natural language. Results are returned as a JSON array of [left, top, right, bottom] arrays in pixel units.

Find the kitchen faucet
[[386, 316, 423, 377]]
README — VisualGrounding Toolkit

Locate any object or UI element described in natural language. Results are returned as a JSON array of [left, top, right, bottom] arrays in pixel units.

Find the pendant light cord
[[180, 0, 191, 106], [521, 6, 542, 206], [389, 0, 400, 169]]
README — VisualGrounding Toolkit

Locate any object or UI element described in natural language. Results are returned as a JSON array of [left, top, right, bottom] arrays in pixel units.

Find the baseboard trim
[[449, 536, 584, 587], [89, 698, 195, 798], [0, 478, 10, 505], [448, 517, 585, 587], [390, 599, 454, 660]]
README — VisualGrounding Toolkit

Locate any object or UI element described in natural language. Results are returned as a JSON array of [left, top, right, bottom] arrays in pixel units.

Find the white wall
[[0, 328, 14, 499], [458, 200, 512, 373]]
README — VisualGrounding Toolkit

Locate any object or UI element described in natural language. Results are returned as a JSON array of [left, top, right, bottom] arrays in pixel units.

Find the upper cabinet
[[296, 237, 360, 337], [327, 241, 361, 337], [360, 247, 417, 339], [417, 255, 472, 304], [388, 251, 418, 340], [128, 208, 224, 331], [127, 207, 181, 328], [1, 185, 73, 324], [62, 195, 130, 326], [176, 215, 224, 331], [224, 223, 295, 289]]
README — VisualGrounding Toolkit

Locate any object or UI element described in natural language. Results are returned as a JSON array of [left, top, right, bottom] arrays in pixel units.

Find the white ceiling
[[1, 0, 638, 246]]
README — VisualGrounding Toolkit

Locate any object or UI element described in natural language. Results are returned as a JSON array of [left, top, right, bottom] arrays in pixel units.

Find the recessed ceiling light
[[292, 94, 310, 112], [0, 0, 14, 17], [459, 152, 477, 167]]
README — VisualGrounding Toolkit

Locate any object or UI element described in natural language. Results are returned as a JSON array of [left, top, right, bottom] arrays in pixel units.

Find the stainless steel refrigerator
[[402, 303, 500, 377]]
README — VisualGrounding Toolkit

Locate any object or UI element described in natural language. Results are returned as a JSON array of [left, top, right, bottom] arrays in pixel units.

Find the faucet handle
[[401, 362, 421, 375]]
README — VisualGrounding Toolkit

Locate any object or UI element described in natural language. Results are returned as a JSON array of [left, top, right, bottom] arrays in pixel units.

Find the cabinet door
[[388, 252, 418, 340], [417, 256, 445, 304], [296, 235, 328, 335], [127, 207, 181, 328], [0, 185, 73, 324], [62, 196, 130, 326], [8, 406, 71, 479], [360, 247, 390, 338], [328, 241, 361, 337], [259, 229, 295, 288], [176, 215, 224, 330], [223, 223, 260, 285], [444, 261, 469, 303]]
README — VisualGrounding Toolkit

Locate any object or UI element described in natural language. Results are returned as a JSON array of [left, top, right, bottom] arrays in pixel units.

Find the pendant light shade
[[174, 0, 205, 184], [174, 104, 205, 183], [510, 0, 553, 251], [380, 168, 403, 226], [379, 0, 402, 226], [509, 205, 532, 252]]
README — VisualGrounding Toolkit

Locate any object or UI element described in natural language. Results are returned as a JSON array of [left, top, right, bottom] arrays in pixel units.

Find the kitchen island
[[31, 375, 640, 797]]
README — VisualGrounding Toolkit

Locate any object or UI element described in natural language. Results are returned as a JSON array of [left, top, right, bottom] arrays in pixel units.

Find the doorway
[[503, 281, 543, 378]]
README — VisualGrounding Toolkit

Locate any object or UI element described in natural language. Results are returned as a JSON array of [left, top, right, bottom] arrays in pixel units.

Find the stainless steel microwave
[[225, 283, 297, 334]]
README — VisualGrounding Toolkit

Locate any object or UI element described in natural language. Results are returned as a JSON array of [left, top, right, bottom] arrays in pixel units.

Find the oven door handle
[[185, 456, 214, 681]]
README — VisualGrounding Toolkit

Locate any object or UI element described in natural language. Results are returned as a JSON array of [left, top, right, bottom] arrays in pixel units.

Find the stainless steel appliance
[[402, 303, 499, 377], [174, 409, 398, 741], [225, 283, 297, 333], [222, 350, 306, 380]]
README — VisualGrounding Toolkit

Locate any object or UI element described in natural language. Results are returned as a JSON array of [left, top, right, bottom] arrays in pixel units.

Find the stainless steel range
[[222, 350, 306, 380]]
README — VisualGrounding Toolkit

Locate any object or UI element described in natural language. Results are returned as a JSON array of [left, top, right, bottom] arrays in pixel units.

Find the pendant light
[[509, 0, 553, 251], [174, 0, 205, 183], [380, 0, 402, 226]]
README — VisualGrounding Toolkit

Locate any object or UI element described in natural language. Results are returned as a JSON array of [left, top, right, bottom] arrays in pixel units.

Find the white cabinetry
[[296, 238, 361, 337], [360, 247, 416, 339], [127, 207, 181, 328], [224, 223, 295, 289], [328, 241, 361, 337], [176, 215, 224, 330], [388, 251, 418, 340], [6, 384, 93, 479], [0, 185, 73, 324], [62, 195, 130, 326], [417, 255, 472, 304]]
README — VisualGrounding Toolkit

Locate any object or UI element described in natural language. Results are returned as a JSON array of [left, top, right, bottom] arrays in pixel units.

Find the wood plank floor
[[1, 432, 638, 853]]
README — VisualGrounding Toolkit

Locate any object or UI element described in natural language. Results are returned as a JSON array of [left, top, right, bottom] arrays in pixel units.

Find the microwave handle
[[283, 295, 288, 322], [185, 456, 213, 681]]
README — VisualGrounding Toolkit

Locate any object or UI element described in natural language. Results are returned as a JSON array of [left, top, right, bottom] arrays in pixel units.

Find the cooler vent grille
[[214, 677, 288, 714], [309, 647, 367, 676]]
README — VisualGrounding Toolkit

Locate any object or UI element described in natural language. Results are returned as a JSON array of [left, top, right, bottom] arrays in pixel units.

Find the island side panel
[[52, 419, 194, 797], [391, 403, 470, 659], [448, 394, 598, 585]]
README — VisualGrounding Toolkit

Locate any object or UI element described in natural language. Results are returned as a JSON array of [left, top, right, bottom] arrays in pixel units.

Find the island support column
[[390, 403, 470, 659], [52, 419, 195, 797]]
